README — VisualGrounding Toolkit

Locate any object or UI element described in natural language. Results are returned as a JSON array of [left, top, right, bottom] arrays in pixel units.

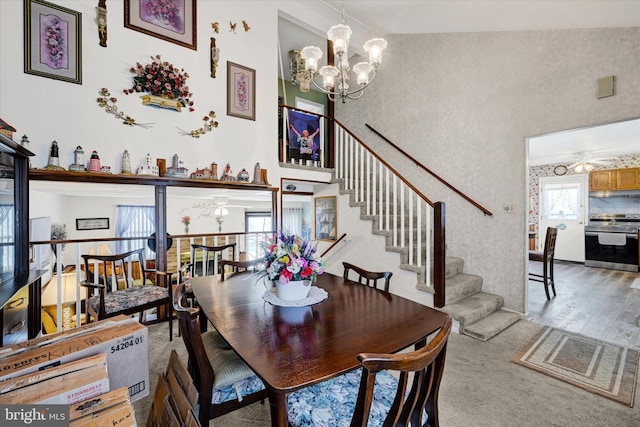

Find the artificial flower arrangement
[[261, 230, 324, 285], [124, 55, 195, 111]]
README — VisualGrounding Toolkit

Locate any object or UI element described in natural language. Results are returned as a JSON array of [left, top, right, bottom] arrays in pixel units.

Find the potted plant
[[261, 230, 324, 300]]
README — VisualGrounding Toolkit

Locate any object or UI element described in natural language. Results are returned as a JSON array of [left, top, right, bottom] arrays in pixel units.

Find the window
[[245, 212, 272, 259], [0, 204, 14, 275], [116, 205, 155, 258]]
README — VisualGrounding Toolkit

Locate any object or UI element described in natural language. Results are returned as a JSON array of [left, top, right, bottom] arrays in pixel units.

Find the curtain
[[116, 205, 155, 256], [282, 208, 303, 236]]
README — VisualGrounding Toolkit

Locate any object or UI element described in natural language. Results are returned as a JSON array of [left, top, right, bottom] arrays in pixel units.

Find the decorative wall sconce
[[211, 37, 220, 78], [96, 0, 107, 47]]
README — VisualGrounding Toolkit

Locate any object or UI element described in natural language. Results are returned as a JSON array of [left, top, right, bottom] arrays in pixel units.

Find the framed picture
[[314, 196, 337, 241], [227, 61, 256, 121], [24, 0, 82, 84], [288, 110, 321, 162], [124, 0, 197, 50], [76, 218, 110, 231]]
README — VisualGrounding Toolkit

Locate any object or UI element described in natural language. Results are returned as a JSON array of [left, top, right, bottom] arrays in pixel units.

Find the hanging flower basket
[[124, 55, 195, 112]]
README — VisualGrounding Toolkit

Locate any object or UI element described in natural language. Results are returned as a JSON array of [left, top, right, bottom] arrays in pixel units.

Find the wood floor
[[527, 260, 640, 349]]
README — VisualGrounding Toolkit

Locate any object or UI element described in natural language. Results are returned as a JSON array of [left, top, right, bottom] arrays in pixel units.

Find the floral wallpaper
[[528, 153, 640, 224]]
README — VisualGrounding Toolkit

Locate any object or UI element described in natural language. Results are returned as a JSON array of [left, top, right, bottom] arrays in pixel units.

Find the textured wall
[[336, 28, 640, 313]]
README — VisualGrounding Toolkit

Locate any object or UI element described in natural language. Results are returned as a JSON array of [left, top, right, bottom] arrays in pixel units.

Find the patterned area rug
[[511, 327, 639, 407]]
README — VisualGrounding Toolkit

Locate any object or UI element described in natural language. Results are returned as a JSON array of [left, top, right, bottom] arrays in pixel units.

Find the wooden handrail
[[366, 124, 493, 217], [320, 233, 347, 258], [332, 118, 435, 208]]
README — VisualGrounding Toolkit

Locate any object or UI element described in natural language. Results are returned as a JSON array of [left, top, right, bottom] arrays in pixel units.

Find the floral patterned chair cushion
[[287, 368, 421, 427], [87, 285, 168, 315]]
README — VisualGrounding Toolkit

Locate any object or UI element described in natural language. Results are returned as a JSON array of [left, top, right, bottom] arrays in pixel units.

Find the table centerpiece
[[261, 230, 324, 301]]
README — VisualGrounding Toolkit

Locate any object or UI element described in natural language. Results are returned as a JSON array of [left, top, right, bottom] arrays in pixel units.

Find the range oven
[[585, 214, 639, 272]]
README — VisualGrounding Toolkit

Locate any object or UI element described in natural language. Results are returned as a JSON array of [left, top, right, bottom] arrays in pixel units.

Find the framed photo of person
[[288, 110, 321, 162], [24, 0, 82, 84], [124, 0, 197, 50], [314, 196, 337, 241]]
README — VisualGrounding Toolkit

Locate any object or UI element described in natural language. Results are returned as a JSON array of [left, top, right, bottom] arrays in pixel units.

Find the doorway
[[538, 174, 588, 262]]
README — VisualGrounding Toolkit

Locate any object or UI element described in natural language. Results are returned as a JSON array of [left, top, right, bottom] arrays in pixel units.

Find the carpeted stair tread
[[462, 310, 521, 342], [445, 273, 483, 305], [441, 292, 504, 326]]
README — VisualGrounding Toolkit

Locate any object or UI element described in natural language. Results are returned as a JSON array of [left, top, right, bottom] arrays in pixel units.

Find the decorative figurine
[[252, 162, 264, 184], [210, 37, 220, 78], [237, 168, 250, 182], [20, 135, 29, 148], [165, 154, 189, 178], [44, 141, 66, 171], [100, 165, 112, 173], [137, 153, 160, 176], [211, 162, 218, 180], [96, 0, 107, 47], [88, 150, 102, 172], [121, 150, 133, 175], [220, 163, 236, 181], [69, 146, 86, 172]]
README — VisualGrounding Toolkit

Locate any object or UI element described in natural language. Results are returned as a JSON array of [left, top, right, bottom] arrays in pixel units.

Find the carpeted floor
[[135, 319, 640, 426], [511, 326, 639, 407]]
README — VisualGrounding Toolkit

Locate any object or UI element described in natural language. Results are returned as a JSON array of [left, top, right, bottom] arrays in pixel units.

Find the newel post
[[433, 202, 446, 308]]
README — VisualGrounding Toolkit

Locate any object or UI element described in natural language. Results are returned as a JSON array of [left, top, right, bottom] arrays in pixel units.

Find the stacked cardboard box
[[0, 315, 149, 403], [70, 387, 136, 427]]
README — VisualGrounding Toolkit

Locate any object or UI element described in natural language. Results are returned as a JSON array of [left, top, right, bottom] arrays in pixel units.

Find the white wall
[[336, 28, 640, 313], [0, 1, 330, 185]]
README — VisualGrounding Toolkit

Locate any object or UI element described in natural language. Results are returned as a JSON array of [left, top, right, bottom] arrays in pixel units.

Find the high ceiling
[[278, 1, 640, 166]]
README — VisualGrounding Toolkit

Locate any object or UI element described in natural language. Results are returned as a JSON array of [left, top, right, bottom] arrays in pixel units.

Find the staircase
[[326, 120, 519, 341], [335, 178, 519, 341]]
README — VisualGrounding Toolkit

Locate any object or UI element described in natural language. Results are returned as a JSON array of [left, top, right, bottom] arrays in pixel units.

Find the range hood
[[589, 189, 640, 198]]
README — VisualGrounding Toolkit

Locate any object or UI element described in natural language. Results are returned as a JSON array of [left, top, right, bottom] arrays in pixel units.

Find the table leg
[[268, 389, 287, 426]]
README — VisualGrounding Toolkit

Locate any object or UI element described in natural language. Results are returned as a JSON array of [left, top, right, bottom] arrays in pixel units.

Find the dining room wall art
[[124, 0, 197, 50], [24, 0, 82, 84], [227, 61, 256, 121]]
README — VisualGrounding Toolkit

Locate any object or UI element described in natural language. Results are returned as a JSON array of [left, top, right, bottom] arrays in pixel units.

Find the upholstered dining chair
[[173, 281, 267, 427], [343, 261, 393, 292], [287, 315, 453, 427], [81, 248, 173, 340], [529, 226, 558, 300]]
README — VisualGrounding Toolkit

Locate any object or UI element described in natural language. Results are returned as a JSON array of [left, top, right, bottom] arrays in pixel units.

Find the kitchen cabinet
[[589, 167, 640, 191]]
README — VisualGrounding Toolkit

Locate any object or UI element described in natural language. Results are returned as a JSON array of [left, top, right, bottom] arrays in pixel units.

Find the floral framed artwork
[[24, 0, 82, 84], [227, 61, 256, 121], [314, 196, 337, 241], [124, 0, 197, 50]]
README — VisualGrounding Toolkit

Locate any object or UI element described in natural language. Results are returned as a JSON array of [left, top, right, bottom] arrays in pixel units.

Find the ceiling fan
[[568, 154, 613, 173]]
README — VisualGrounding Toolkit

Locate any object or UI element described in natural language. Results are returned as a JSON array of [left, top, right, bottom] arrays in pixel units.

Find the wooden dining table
[[190, 271, 450, 427]]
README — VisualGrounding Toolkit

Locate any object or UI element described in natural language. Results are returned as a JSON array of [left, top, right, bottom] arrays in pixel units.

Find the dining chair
[[181, 243, 237, 306], [81, 248, 173, 340], [219, 258, 264, 280], [528, 227, 558, 300], [173, 281, 267, 427], [287, 315, 453, 427], [343, 261, 393, 292]]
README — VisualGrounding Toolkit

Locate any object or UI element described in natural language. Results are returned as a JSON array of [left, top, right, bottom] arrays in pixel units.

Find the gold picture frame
[[227, 61, 256, 121], [124, 0, 197, 50], [314, 196, 337, 241]]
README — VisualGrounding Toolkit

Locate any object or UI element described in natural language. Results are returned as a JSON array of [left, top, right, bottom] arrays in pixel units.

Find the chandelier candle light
[[300, 10, 387, 103]]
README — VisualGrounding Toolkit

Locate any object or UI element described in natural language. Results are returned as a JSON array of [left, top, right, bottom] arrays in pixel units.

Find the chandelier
[[299, 12, 387, 103]]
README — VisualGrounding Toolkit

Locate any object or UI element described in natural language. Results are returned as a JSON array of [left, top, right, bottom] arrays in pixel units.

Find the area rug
[[510, 327, 639, 407]]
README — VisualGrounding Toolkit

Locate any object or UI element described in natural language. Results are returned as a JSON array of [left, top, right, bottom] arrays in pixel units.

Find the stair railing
[[333, 120, 446, 305], [279, 103, 446, 306], [366, 124, 493, 217]]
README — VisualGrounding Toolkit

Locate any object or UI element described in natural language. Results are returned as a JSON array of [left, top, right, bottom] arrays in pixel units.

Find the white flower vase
[[275, 279, 311, 301]]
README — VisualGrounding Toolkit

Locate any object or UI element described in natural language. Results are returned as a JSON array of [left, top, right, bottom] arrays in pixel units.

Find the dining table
[[190, 270, 450, 427]]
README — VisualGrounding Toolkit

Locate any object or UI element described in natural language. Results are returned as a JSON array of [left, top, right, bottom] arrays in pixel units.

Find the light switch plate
[[596, 76, 615, 99]]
